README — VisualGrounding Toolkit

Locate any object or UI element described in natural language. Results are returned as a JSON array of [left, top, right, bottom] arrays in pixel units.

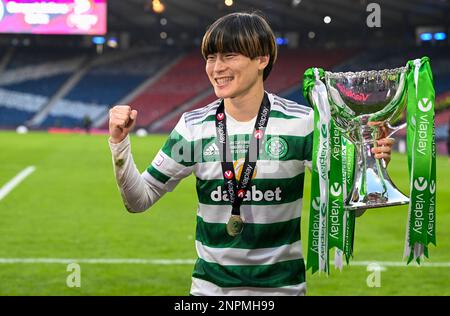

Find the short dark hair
[[201, 12, 278, 81]]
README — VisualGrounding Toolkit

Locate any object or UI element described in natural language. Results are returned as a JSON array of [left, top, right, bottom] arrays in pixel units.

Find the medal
[[227, 215, 244, 237], [215, 93, 271, 238]]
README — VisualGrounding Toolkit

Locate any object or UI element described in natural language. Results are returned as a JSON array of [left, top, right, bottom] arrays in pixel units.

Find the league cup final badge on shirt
[[215, 93, 271, 237]]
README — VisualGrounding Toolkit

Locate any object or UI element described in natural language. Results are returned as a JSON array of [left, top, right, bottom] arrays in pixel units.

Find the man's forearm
[[109, 136, 165, 212]]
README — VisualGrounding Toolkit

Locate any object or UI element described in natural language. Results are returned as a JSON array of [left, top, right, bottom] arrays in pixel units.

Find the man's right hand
[[109, 105, 138, 144]]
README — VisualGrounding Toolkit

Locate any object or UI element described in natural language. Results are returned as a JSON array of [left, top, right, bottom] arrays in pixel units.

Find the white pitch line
[[0, 258, 197, 265], [347, 261, 450, 268], [0, 258, 449, 267], [0, 166, 36, 201]]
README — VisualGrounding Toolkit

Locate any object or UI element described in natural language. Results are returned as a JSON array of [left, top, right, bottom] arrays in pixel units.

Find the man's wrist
[[109, 135, 126, 144], [109, 135, 130, 152]]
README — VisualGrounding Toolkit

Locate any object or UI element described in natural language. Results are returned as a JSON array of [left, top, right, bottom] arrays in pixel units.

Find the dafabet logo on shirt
[[211, 185, 282, 202]]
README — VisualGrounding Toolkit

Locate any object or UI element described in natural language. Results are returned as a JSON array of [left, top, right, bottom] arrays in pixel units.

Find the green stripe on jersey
[[201, 134, 312, 162], [269, 110, 307, 120], [147, 166, 170, 184], [192, 258, 305, 288], [160, 130, 196, 167], [159, 128, 312, 164], [196, 216, 300, 249], [196, 172, 305, 205]]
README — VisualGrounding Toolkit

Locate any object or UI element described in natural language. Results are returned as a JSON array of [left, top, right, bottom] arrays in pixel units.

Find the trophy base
[[346, 199, 410, 212], [344, 133, 410, 212], [345, 184, 410, 211]]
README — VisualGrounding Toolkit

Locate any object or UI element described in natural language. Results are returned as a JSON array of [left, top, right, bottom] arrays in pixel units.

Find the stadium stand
[[0, 47, 181, 128], [1, 45, 449, 155], [40, 48, 180, 128], [5, 46, 77, 70], [98, 51, 212, 130], [0, 48, 84, 128]]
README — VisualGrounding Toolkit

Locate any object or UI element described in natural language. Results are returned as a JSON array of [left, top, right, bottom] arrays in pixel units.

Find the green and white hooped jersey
[[144, 93, 314, 296]]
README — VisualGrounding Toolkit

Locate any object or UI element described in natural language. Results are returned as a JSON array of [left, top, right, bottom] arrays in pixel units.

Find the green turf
[[0, 131, 448, 296]]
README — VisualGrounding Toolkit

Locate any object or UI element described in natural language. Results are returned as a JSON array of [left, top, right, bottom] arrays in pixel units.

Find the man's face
[[205, 52, 267, 99]]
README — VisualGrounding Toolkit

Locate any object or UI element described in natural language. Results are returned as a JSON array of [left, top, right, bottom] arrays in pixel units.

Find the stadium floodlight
[[420, 33, 433, 41], [92, 36, 106, 45], [276, 37, 288, 45], [434, 32, 447, 41], [324, 16, 331, 24], [107, 37, 118, 48], [225, 0, 233, 7], [152, 0, 165, 13]]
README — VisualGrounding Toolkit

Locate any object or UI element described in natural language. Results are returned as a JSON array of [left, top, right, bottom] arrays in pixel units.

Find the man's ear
[[257, 55, 270, 70]]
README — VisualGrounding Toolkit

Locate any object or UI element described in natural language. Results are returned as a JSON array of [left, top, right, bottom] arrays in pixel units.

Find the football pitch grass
[[0, 131, 448, 296]]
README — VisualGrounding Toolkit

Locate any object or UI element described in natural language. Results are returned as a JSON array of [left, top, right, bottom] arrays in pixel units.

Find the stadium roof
[[108, 0, 450, 34]]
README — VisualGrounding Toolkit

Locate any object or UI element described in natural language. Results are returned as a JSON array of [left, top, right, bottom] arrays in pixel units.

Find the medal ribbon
[[215, 93, 271, 221]]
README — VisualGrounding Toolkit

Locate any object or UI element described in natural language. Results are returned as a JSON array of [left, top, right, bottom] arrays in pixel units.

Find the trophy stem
[[345, 125, 409, 211]]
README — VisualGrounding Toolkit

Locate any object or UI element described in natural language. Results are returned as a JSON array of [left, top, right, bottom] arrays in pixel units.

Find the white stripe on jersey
[[190, 277, 306, 296], [195, 160, 305, 180], [195, 240, 303, 266], [197, 199, 302, 224], [273, 95, 312, 113]]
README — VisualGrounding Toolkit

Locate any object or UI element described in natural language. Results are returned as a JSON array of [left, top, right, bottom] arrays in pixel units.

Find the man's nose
[[213, 56, 227, 72]]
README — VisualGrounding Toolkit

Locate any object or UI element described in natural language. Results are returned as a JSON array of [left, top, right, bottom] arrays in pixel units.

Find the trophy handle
[[378, 122, 406, 169], [385, 122, 407, 138]]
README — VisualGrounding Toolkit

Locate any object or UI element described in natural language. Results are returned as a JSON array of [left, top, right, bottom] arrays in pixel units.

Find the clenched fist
[[109, 105, 138, 144]]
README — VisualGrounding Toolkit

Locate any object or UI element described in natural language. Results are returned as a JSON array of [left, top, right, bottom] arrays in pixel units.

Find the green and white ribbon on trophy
[[303, 68, 356, 274], [303, 57, 436, 274], [404, 57, 436, 263]]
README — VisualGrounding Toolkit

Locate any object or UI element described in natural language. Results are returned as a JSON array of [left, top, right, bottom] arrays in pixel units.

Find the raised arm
[[108, 106, 195, 212], [109, 105, 165, 212]]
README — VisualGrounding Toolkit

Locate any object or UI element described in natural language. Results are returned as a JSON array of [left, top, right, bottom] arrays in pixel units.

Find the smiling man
[[108, 12, 393, 296]]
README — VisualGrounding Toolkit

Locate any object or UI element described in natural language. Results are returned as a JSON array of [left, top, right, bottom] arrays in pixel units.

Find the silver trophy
[[324, 66, 409, 211]]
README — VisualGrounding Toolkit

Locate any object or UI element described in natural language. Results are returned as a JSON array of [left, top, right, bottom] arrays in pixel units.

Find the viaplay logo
[[0, 0, 4, 22], [216, 113, 225, 121], [418, 98, 432, 113], [414, 177, 428, 191], [321, 124, 327, 138], [224, 170, 234, 180], [429, 180, 436, 194], [312, 197, 320, 211], [254, 129, 263, 139], [330, 182, 342, 197]]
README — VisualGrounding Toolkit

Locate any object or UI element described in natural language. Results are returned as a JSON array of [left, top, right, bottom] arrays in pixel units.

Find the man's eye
[[225, 54, 236, 58]]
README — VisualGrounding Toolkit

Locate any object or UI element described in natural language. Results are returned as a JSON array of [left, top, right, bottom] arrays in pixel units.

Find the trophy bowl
[[324, 66, 409, 211]]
